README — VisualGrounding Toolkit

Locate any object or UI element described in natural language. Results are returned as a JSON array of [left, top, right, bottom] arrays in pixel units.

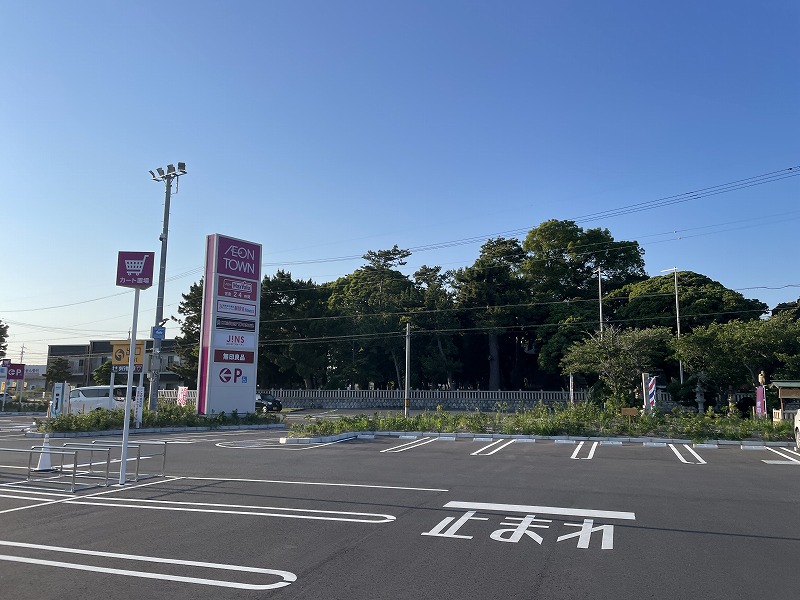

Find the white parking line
[[182, 476, 447, 492], [570, 441, 598, 460], [481, 439, 516, 455], [64, 497, 396, 523], [0, 540, 296, 590], [763, 447, 800, 464], [216, 437, 354, 450], [0, 476, 182, 515], [668, 444, 706, 465], [380, 437, 438, 453], [471, 439, 505, 455]]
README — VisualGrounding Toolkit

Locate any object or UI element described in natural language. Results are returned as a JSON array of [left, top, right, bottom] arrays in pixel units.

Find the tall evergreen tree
[[453, 238, 529, 390]]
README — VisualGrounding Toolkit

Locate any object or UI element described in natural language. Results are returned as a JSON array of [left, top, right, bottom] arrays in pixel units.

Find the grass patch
[[34, 402, 282, 433], [288, 403, 794, 443]]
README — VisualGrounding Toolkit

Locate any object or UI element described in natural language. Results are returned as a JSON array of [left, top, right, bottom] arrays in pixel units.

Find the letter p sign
[[233, 368, 243, 383]]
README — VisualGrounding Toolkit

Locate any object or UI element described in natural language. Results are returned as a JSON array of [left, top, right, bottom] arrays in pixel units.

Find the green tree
[[673, 313, 800, 405], [412, 265, 461, 388], [521, 220, 647, 382], [171, 280, 203, 388], [561, 326, 672, 407], [522, 220, 646, 300], [772, 297, 800, 320], [328, 246, 419, 388], [453, 238, 529, 390], [0, 319, 7, 358], [260, 271, 332, 389], [608, 271, 767, 333], [44, 357, 72, 390], [93, 360, 112, 385]]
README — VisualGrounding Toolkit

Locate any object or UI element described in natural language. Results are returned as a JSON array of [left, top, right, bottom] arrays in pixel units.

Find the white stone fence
[[158, 388, 676, 412]]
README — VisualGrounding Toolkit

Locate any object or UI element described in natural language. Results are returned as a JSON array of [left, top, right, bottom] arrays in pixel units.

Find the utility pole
[[147, 163, 187, 410], [404, 322, 411, 418], [662, 267, 684, 384], [596, 267, 604, 337]]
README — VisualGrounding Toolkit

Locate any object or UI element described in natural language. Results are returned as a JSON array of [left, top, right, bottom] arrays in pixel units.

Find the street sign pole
[[119, 288, 140, 485], [116, 250, 154, 486]]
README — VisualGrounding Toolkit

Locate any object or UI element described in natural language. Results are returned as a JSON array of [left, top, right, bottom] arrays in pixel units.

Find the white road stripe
[[570, 441, 585, 459], [765, 447, 800, 463], [381, 437, 438, 453], [444, 500, 635, 520], [570, 441, 598, 460], [0, 476, 183, 515], [66, 497, 395, 523], [482, 439, 516, 455], [669, 444, 690, 464], [182, 476, 448, 492], [470, 439, 505, 455], [0, 540, 296, 590], [682, 444, 706, 464]]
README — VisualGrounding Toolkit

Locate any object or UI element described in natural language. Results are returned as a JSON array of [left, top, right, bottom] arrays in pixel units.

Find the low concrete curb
[[279, 431, 796, 447]]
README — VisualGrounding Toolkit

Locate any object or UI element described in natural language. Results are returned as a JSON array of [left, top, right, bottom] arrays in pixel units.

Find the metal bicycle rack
[[90, 440, 168, 482], [0, 446, 79, 493], [60, 443, 113, 488]]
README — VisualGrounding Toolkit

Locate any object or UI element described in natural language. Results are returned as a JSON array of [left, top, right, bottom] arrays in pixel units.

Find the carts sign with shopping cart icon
[[116, 251, 155, 289]]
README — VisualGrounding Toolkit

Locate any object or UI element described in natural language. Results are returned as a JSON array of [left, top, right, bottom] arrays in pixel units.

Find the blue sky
[[1, 0, 798, 365]]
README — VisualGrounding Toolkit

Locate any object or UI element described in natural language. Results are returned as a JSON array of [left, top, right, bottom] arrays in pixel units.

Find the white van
[[58, 385, 128, 414]]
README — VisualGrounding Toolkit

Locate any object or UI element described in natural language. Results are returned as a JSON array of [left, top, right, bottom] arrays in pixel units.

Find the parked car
[[52, 385, 128, 414], [0, 392, 13, 402], [255, 393, 282, 412]]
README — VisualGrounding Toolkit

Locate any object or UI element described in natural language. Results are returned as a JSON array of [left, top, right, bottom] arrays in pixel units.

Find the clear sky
[[1, 0, 798, 366]]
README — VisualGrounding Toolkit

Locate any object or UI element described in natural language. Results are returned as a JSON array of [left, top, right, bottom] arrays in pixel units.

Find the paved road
[[0, 426, 798, 599]]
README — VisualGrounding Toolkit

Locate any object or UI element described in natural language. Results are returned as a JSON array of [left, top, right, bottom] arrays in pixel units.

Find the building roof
[[770, 380, 800, 388]]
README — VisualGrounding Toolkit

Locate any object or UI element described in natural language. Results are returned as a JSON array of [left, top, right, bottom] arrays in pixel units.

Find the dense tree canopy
[[453, 238, 529, 390], [607, 271, 768, 333], [168, 219, 797, 400]]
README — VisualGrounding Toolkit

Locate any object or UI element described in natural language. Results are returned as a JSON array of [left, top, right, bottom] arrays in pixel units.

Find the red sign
[[6, 364, 25, 380], [116, 251, 155, 289], [218, 367, 245, 383], [216, 236, 261, 282], [214, 350, 255, 363]]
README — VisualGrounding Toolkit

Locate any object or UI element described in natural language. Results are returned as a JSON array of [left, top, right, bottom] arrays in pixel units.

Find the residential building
[[46, 339, 183, 390]]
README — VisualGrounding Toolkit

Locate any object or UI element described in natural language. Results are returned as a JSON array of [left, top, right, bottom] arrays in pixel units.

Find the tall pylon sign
[[197, 234, 262, 415]]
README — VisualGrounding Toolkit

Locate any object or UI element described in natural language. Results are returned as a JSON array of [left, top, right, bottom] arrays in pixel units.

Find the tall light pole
[[148, 163, 187, 410], [661, 267, 684, 384]]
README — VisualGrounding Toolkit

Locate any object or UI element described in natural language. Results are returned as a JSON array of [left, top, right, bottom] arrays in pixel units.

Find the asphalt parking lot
[[0, 418, 798, 599]]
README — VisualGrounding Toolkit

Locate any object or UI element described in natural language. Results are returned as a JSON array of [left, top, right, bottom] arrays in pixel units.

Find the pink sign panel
[[6, 364, 25, 380], [216, 236, 261, 282], [117, 251, 155, 289], [755, 385, 766, 416]]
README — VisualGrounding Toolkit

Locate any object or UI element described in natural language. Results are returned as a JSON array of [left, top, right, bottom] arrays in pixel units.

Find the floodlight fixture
[[147, 161, 188, 410]]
